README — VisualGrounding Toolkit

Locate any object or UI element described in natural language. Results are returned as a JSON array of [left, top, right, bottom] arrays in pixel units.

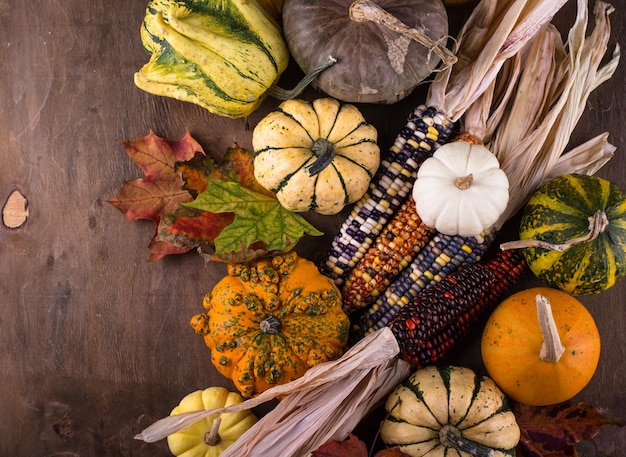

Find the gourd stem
[[439, 424, 495, 456], [204, 417, 222, 446], [455, 174, 473, 190], [349, 0, 457, 70], [308, 138, 337, 176], [260, 315, 281, 334], [267, 55, 337, 100], [536, 294, 565, 363], [500, 210, 609, 251]]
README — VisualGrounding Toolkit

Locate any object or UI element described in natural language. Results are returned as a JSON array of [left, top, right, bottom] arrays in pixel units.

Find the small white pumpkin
[[252, 97, 380, 215], [412, 141, 509, 237], [380, 365, 520, 457]]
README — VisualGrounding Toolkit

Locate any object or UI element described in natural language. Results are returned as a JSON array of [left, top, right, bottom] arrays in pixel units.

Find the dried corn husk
[[428, 0, 569, 122], [492, 0, 620, 229], [135, 327, 410, 456]]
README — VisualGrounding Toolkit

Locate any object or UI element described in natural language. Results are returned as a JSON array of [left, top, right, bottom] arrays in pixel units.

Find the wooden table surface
[[1, 1, 624, 456]]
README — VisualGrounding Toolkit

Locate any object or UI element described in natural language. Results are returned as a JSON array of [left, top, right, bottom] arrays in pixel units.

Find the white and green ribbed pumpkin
[[252, 97, 380, 215], [380, 365, 520, 457], [134, 0, 289, 119]]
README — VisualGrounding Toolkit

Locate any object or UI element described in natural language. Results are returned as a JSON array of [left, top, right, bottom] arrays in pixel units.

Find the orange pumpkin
[[191, 252, 350, 398], [481, 287, 601, 406]]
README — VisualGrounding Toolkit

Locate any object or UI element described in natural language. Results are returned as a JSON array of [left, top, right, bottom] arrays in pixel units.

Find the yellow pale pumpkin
[[481, 287, 601, 406], [166, 387, 257, 457]]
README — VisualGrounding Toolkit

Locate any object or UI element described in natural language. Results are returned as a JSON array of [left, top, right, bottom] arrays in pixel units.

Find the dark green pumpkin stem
[[500, 210, 609, 252], [439, 424, 494, 456], [267, 55, 337, 100], [308, 138, 336, 176]]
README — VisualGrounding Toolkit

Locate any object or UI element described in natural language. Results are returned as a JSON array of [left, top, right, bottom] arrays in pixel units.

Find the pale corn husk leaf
[[547, 132, 615, 179], [492, 0, 620, 229], [481, 51, 524, 142], [428, 0, 568, 122], [461, 48, 523, 142], [135, 327, 411, 456]]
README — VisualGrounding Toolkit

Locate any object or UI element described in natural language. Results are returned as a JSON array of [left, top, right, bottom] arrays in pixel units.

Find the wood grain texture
[[0, 1, 623, 456]]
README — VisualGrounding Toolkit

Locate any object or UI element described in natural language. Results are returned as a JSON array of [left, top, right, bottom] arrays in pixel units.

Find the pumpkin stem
[[204, 417, 222, 446], [260, 315, 281, 334], [500, 210, 609, 251], [307, 138, 337, 176], [536, 294, 565, 363], [349, 0, 457, 71], [439, 424, 495, 456], [267, 55, 337, 100], [455, 174, 473, 190]]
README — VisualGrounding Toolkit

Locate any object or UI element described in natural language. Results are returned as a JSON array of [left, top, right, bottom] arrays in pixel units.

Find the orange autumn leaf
[[513, 400, 625, 457], [177, 144, 274, 198]]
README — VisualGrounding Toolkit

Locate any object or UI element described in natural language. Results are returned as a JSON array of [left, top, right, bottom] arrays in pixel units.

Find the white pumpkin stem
[[439, 424, 496, 456], [536, 294, 565, 363], [455, 174, 473, 190], [500, 210, 609, 251], [348, 0, 457, 70], [204, 417, 222, 446]]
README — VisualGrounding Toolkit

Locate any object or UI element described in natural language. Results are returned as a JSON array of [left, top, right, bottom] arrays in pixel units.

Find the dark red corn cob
[[387, 249, 526, 369]]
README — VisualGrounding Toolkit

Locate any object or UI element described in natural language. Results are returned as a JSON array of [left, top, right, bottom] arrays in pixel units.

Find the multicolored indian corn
[[387, 249, 526, 369], [350, 229, 497, 340], [320, 105, 453, 285], [340, 196, 435, 314]]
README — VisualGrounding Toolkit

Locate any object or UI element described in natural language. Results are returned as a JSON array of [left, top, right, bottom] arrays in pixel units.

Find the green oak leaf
[[185, 179, 322, 254]]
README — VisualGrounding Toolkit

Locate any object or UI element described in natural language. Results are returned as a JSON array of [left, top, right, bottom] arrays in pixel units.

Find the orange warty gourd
[[191, 252, 350, 398], [481, 287, 601, 406]]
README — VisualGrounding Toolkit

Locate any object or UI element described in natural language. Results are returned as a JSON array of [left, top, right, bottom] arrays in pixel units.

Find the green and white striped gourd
[[135, 0, 289, 119], [381, 365, 520, 457]]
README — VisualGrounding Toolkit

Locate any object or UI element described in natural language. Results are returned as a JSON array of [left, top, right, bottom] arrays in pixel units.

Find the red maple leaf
[[108, 130, 202, 222]]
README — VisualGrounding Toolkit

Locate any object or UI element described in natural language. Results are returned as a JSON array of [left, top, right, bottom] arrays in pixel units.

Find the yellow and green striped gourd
[[134, 0, 289, 119]]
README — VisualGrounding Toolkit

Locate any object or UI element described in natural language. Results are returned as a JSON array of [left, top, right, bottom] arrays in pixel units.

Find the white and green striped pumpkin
[[380, 365, 520, 457], [134, 0, 289, 119], [252, 97, 380, 215], [517, 173, 626, 295]]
